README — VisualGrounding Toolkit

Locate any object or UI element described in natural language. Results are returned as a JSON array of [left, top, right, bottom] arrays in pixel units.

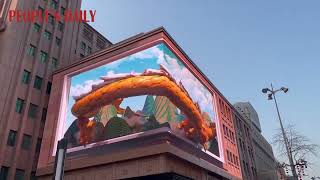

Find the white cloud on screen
[[106, 70, 115, 76], [103, 46, 163, 70], [158, 54, 214, 119], [68, 44, 214, 119], [70, 79, 103, 98], [103, 59, 123, 69]]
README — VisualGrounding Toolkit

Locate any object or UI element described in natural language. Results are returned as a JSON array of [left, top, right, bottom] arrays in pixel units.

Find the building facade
[[0, 0, 111, 179], [234, 102, 278, 180], [216, 96, 242, 176], [232, 109, 257, 180], [36, 27, 243, 180]]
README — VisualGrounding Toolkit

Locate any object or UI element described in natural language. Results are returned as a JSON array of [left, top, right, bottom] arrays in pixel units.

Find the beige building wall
[[232, 109, 257, 180], [234, 102, 278, 180], [0, 0, 111, 179]]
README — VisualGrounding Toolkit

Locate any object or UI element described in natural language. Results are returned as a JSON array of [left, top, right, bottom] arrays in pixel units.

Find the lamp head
[[262, 88, 270, 94], [268, 93, 273, 100], [281, 87, 289, 93]]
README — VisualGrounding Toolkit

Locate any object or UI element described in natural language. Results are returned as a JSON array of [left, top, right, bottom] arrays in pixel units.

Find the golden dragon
[[71, 68, 217, 148]]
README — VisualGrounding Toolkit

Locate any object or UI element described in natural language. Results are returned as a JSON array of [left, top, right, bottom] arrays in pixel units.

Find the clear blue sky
[[82, 0, 320, 177]]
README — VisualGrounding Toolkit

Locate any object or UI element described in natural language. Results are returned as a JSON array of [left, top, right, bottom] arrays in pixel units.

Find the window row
[[81, 41, 93, 54], [0, 166, 9, 180], [82, 26, 108, 51], [21, 71, 52, 91], [41, 0, 66, 11], [243, 125, 250, 138], [242, 160, 256, 178], [247, 146, 254, 160], [218, 98, 232, 120], [234, 114, 251, 139], [7, 130, 42, 152], [83, 26, 93, 42], [226, 150, 239, 167], [15, 98, 48, 121], [46, 0, 66, 15], [37, 6, 65, 29], [223, 124, 235, 144], [238, 138, 254, 161], [39, 27, 63, 40], [32, 23, 63, 46], [27, 45, 59, 68], [0, 166, 37, 180], [50, 0, 58, 10], [96, 36, 107, 49], [238, 138, 244, 151]]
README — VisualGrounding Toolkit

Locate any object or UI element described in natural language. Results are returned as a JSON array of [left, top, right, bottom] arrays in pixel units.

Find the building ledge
[[37, 127, 237, 179]]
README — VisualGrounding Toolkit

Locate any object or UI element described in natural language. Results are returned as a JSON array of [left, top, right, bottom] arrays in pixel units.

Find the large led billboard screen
[[61, 43, 222, 158]]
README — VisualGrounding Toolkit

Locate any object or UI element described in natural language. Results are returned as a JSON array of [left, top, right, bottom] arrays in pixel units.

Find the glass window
[[81, 41, 86, 50], [39, 51, 47, 63], [96, 36, 106, 49], [27, 44, 36, 57], [15, 169, 25, 180], [7, 130, 17, 146], [52, 58, 58, 69], [31, 171, 37, 180], [44, 30, 51, 40], [33, 23, 41, 32], [46, 82, 52, 94], [15, 98, 24, 113], [232, 154, 236, 164], [61, 7, 66, 15], [33, 76, 43, 90], [55, 37, 61, 46], [230, 152, 234, 163], [231, 132, 235, 142], [236, 156, 239, 166], [38, 6, 44, 17], [21, 134, 32, 150], [36, 138, 42, 153], [83, 27, 93, 42], [48, 14, 54, 25], [226, 150, 230, 161], [28, 103, 38, 118], [50, 0, 58, 9], [58, 22, 64, 31], [0, 166, 9, 180], [21, 70, 30, 84], [41, 108, 47, 123], [87, 46, 92, 54]]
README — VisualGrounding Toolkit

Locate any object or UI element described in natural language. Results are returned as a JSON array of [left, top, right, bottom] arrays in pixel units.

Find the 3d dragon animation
[[71, 65, 217, 149]]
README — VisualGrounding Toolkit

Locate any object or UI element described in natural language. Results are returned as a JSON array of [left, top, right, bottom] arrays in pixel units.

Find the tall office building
[[232, 109, 257, 180], [234, 102, 278, 180], [0, 0, 111, 179]]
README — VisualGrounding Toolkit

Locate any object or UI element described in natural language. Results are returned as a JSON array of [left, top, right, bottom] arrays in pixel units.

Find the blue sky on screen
[[65, 43, 216, 134]]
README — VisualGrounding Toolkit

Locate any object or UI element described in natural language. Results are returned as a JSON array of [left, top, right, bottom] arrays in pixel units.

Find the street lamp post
[[52, 138, 68, 180], [262, 84, 298, 180]]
